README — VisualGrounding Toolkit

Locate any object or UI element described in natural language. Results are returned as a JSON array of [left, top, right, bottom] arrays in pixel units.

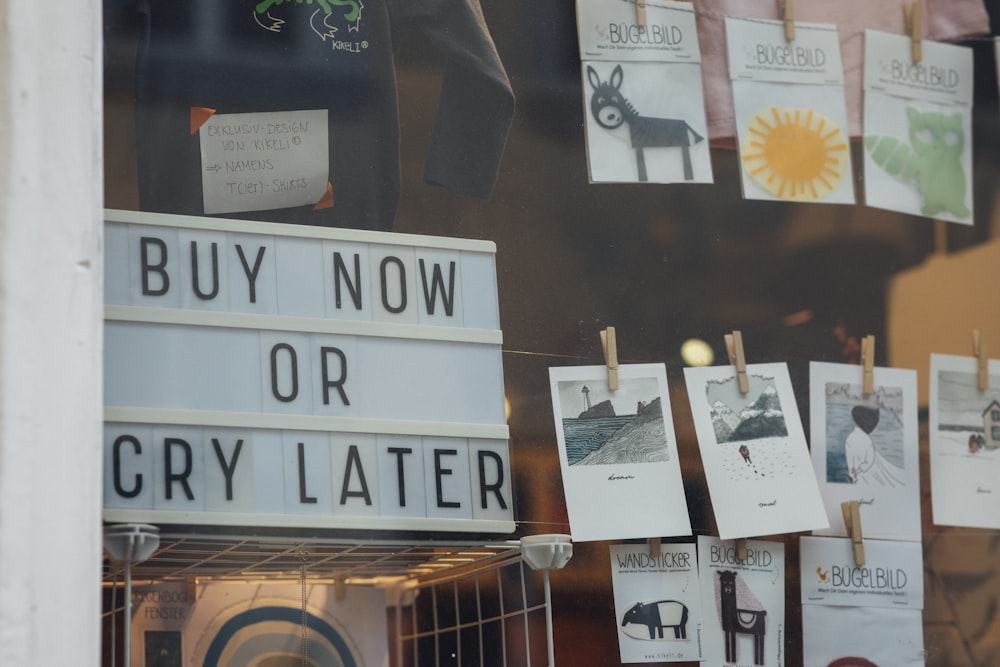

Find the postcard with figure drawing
[[800, 536, 925, 666], [930, 353, 1000, 528], [809, 362, 920, 542], [698, 535, 784, 667], [684, 362, 827, 539], [549, 364, 691, 542], [610, 543, 702, 663]]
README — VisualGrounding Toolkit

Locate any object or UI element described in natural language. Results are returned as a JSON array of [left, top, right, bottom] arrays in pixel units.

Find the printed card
[[863, 31, 974, 225], [577, 1, 712, 184], [809, 362, 921, 542], [549, 364, 691, 542], [611, 543, 703, 663], [930, 353, 1000, 528], [684, 362, 828, 539], [726, 17, 854, 205], [800, 536, 924, 609], [800, 536, 925, 666], [577, 0, 699, 63], [698, 535, 785, 667]]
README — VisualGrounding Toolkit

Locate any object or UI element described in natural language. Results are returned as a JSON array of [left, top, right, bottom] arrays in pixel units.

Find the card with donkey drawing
[[577, 1, 712, 184]]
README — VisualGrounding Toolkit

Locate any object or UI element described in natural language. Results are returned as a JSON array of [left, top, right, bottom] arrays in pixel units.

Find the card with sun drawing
[[863, 31, 974, 226], [725, 17, 855, 205]]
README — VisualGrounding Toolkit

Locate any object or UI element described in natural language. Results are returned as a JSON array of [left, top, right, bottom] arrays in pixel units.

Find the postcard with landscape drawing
[[549, 363, 691, 542], [930, 353, 1000, 528], [809, 361, 921, 542], [684, 362, 827, 539]]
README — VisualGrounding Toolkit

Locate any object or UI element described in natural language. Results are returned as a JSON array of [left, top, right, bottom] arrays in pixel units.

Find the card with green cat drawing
[[863, 30, 974, 225]]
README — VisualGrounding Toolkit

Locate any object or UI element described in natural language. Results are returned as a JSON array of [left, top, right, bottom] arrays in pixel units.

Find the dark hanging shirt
[[112, 0, 514, 231]]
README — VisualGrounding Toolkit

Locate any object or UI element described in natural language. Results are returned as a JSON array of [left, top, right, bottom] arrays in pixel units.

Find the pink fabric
[[694, 0, 990, 145]]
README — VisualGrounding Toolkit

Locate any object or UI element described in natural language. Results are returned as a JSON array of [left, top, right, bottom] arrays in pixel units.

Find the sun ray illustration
[[740, 106, 849, 202]]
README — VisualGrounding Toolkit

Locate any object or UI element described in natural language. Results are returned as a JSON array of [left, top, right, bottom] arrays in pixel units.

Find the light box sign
[[102, 209, 513, 533]]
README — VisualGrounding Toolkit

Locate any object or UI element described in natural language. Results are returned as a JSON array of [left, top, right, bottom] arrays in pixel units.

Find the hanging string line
[[614, 0, 999, 44]]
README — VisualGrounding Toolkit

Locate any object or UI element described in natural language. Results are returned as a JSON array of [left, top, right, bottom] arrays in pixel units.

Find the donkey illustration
[[586, 64, 704, 182], [718, 570, 767, 666]]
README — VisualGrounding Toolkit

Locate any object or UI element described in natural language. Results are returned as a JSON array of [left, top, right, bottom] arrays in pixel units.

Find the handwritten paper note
[[198, 110, 329, 214]]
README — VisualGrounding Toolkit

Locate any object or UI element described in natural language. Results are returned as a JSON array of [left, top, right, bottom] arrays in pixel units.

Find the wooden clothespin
[[600, 326, 620, 391], [861, 335, 876, 395], [841, 500, 865, 565], [778, 0, 795, 41], [904, 2, 922, 63], [724, 331, 750, 394], [736, 538, 749, 561], [647, 538, 661, 558], [725, 331, 749, 562], [636, 0, 647, 28], [974, 329, 989, 391]]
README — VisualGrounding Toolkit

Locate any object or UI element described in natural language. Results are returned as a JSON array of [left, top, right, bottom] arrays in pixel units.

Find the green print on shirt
[[865, 107, 969, 219], [256, 0, 361, 23]]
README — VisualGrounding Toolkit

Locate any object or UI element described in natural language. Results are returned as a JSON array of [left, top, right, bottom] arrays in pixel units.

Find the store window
[[103, 1, 1000, 666]]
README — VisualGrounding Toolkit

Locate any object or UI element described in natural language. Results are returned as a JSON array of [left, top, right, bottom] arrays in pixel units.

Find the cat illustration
[[865, 107, 969, 219]]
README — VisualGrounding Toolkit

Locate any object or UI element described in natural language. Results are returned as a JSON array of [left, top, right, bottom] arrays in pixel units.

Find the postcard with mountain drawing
[[684, 362, 828, 539]]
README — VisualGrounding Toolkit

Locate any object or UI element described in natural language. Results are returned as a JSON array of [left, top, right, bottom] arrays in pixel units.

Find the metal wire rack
[[103, 530, 568, 667], [103, 532, 524, 584]]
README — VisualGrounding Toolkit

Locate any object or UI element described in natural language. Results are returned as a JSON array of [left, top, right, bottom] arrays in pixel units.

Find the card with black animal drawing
[[576, 0, 712, 184], [582, 61, 713, 184], [698, 535, 785, 667], [611, 543, 703, 663]]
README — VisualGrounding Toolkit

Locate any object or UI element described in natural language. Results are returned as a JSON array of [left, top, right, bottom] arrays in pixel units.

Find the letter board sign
[[103, 209, 513, 534]]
